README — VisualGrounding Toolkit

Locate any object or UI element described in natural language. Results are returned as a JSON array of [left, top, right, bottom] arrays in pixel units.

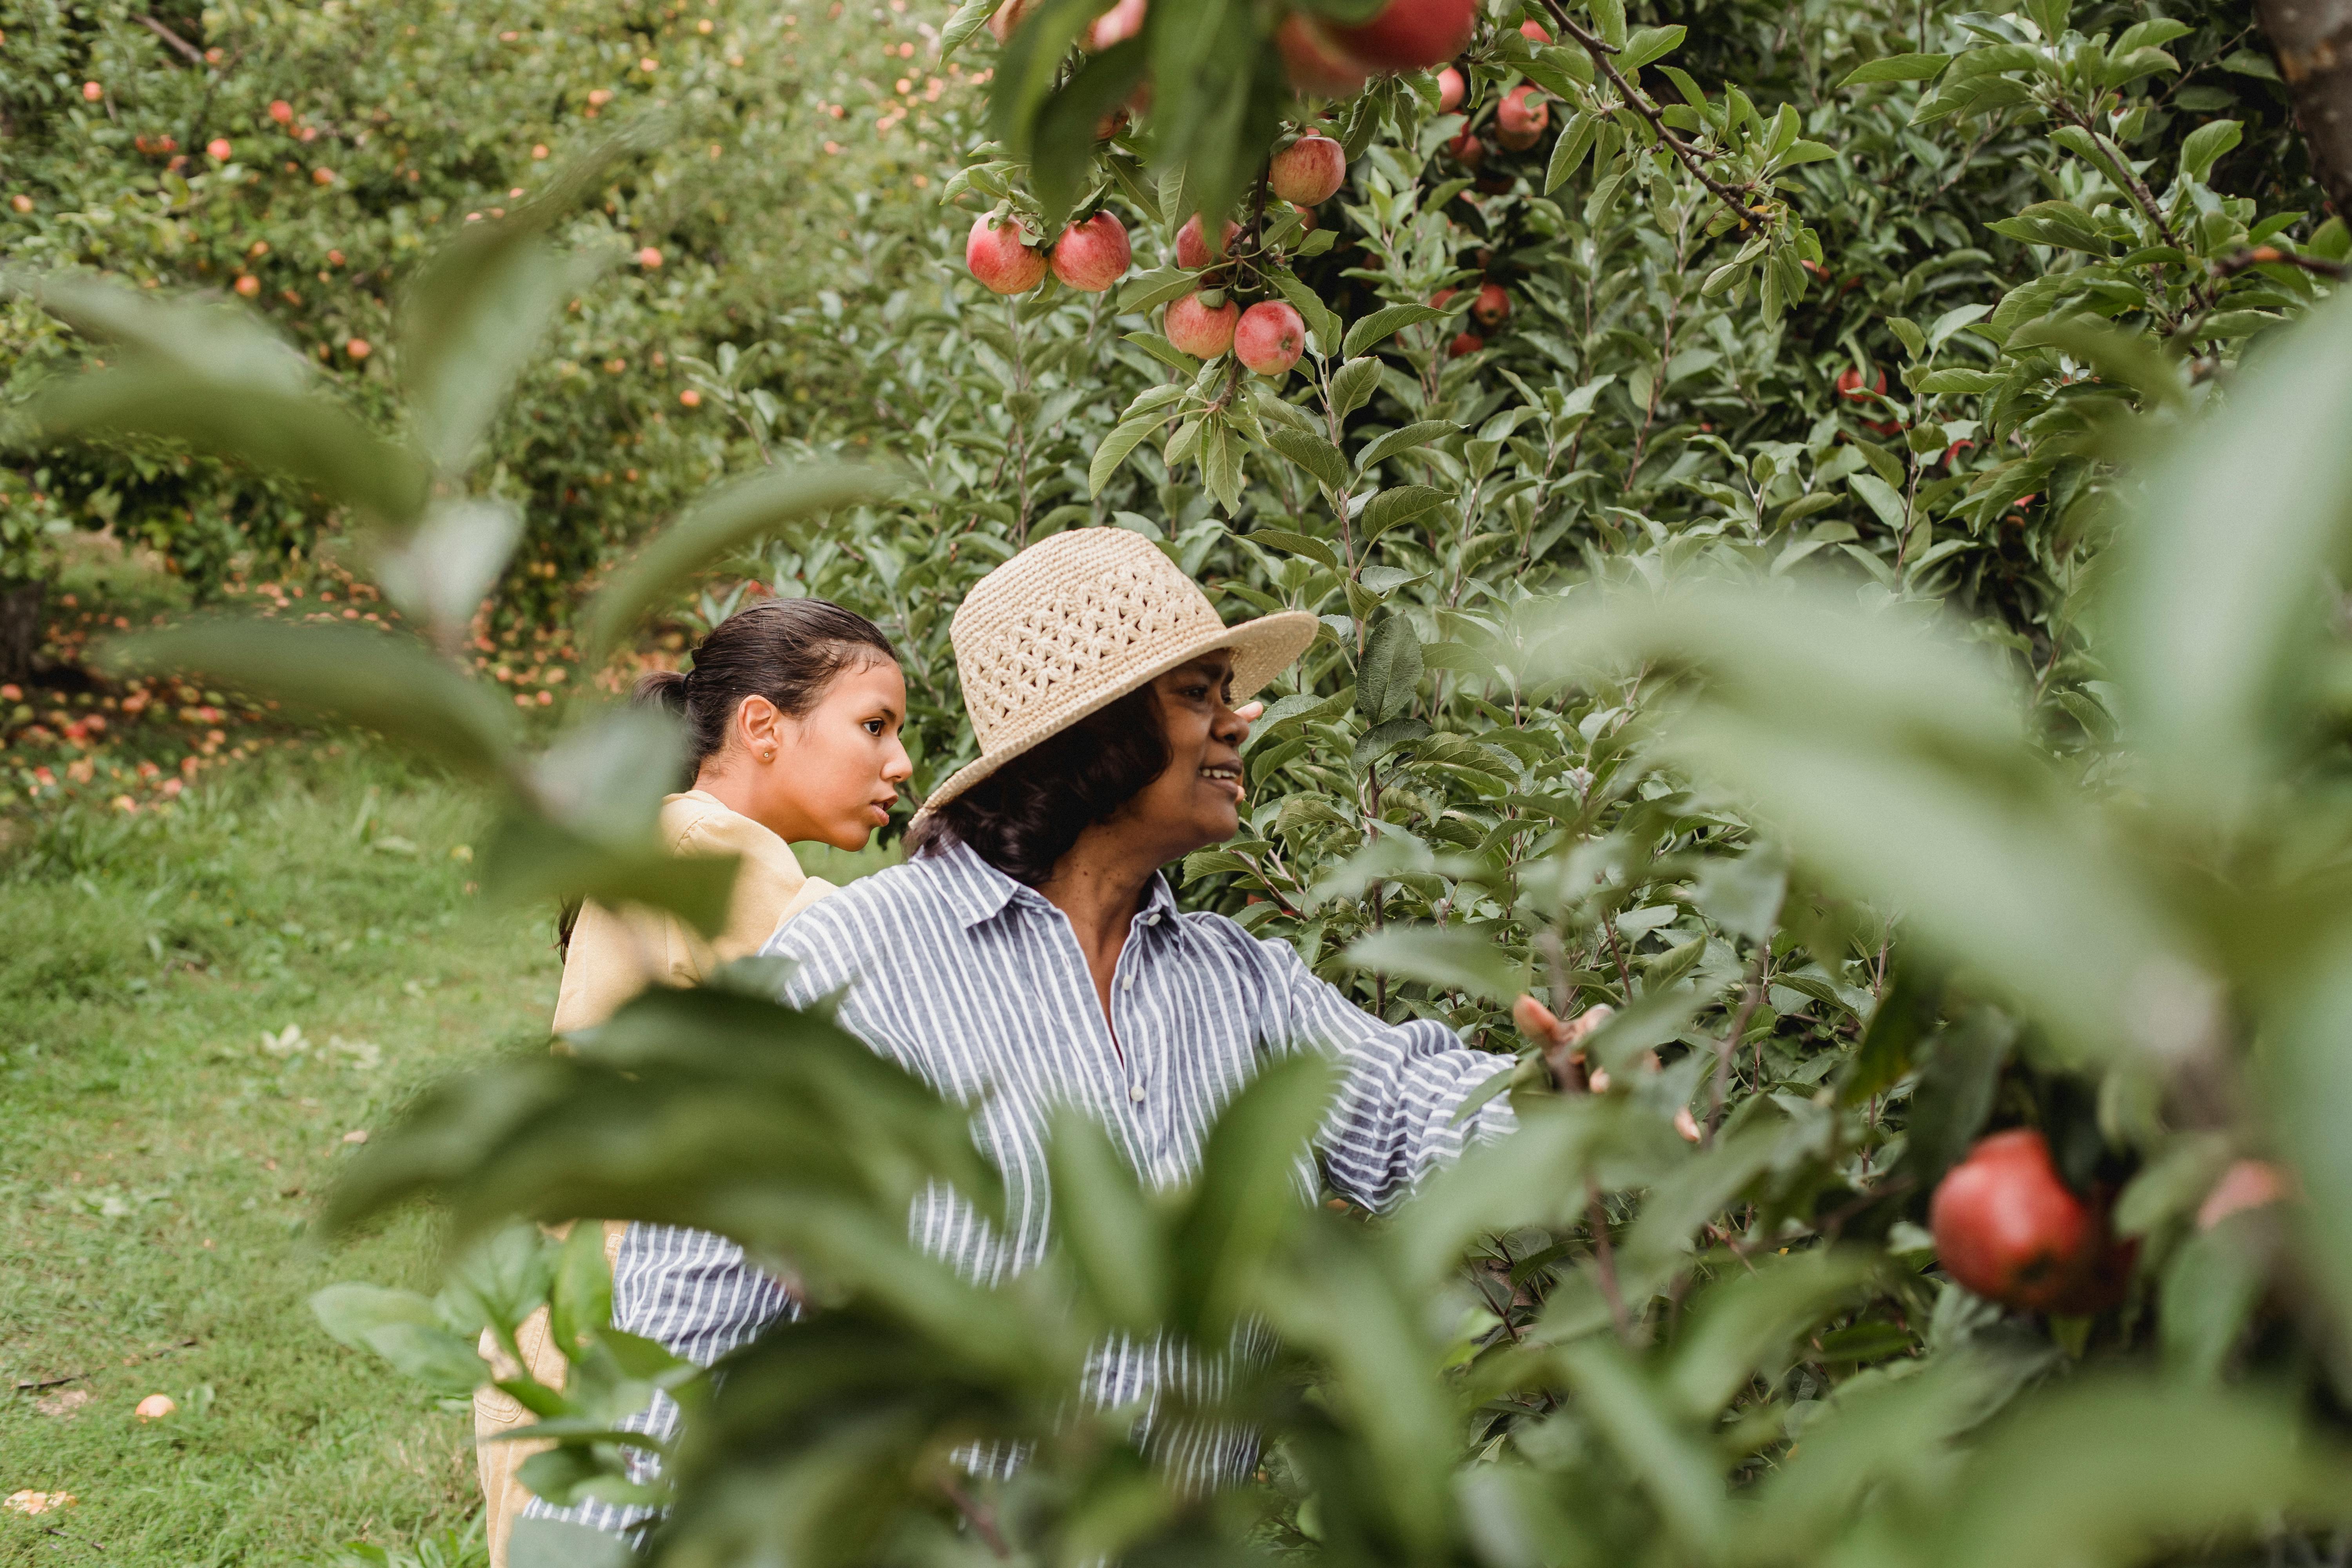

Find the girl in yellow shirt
[[477, 597, 912, 1566]]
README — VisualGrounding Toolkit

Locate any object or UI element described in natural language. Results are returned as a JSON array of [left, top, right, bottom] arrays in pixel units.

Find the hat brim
[[912, 609, 1322, 823]]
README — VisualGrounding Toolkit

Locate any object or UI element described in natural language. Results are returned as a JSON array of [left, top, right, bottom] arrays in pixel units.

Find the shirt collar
[[926, 840, 1180, 931]]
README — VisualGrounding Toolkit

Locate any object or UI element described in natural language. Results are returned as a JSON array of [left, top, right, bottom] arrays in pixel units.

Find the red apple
[[1050, 212, 1131, 291], [1328, 0, 1477, 71], [1175, 213, 1241, 269], [1235, 300, 1307, 374], [1473, 281, 1510, 326], [1276, 13, 1371, 96], [1519, 18, 1550, 41], [1269, 134, 1347, 205], [1165, 291, 1240, 358], [269, 99, 294, 124], [1430, 286, 1457, 308], [1497, 83, 1548, 148], [967, 213, 1047, 294], [1447, 329, 1483, 357], [1086, 0, 1147, 49], [1835, 365, 1888, 402], [1930, 1129, 2100, 1312], [1445, 127, 1483, 167], [1436, 65, 1466, 112]]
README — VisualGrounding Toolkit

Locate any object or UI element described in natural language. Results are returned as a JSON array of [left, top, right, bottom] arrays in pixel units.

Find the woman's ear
[[735, 694, 784, 764]]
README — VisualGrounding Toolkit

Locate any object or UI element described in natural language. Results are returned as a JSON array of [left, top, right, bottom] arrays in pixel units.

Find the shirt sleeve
[[1251, 934, 1516, 1212]]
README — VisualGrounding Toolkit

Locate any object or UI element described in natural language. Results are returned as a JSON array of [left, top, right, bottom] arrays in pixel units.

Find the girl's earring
[[762, 748, 775, 762]]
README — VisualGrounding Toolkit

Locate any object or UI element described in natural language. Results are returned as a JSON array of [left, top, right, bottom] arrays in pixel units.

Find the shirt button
[[1121, 973, 1136, 991], [1129, 1081, 1147, 1102]]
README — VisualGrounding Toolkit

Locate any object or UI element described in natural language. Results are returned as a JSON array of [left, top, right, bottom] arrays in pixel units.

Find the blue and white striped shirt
[[527, 840, 1513, 1534]]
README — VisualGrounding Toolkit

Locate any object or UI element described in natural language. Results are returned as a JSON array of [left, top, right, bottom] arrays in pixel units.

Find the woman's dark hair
[[558, 597, 897, 953], [904, 684, 1169, 886], [634, 597, 898, 783]]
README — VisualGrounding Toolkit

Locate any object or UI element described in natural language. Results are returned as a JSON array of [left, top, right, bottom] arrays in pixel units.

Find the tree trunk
[[2255, 0, 2352, 216], [0, 578, 45, 687]]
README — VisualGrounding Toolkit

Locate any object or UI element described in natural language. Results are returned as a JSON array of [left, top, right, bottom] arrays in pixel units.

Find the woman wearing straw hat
[[528, 528, 1530, 1537]]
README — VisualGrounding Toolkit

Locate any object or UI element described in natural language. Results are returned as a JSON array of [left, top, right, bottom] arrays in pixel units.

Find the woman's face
[[730, 658, 913, 850], [1118, 653, 1252, 858]]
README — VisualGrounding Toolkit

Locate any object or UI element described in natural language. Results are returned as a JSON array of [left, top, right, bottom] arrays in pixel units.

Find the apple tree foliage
[[19, 0, 2352, 1564]]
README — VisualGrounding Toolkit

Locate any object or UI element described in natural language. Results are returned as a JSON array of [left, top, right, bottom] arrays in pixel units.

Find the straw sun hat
[[916, 528, 1319, 820]]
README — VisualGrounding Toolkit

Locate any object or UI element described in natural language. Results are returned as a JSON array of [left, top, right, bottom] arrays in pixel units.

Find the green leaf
[[1617, 24, 1687, 71], [2108, 291, 2352, 830], [1556, 1341, 1728, 1550], [1838, 52, 1952, 86], [1355, 613, 1425, 724], [2179, 118, 2243, 184], [1350, 713, 1431, 767], [1267, 426, 1349, 492], [1330, 355, 1383, 416], [547, 1221, 615, 1365], [370, 497, 524, 643], [1937, 1381, 2352, 1568], [509, 1519, 636, 1568], [100, 621, 517, 781], [1343, 304, 1446, 359], [1849, 472, 1910, 532], [1118, 266, 1200, 313], [1046, 1109, 1169, 1334], [397, 227, 574, 475], [1091, 412, 1167, 496], [938, 0, 997, 60], [1341, 924, 1526, 1004], [1664, 1249, 1879, 1417], [2009, 315, 2184, 410], [25, 274, 430, 526], [311, 1282, 442, 1351], [1168, 1054, 1335, 1335], [581, 465, 896, 664], [481, 811, 739, 941], [1356, 422, 1461, 472], [1985, 200, 2111, 253], [1360, 484, 1453, 541], [2157, 1226, 2265, 1383], [361, 1322, 493, 1397]]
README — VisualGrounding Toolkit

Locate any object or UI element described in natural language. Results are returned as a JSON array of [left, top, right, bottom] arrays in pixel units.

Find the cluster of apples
[[1432, 277, 1511, 358], [966, 209, 1133, 296], [1443, 20, 1552, 168]]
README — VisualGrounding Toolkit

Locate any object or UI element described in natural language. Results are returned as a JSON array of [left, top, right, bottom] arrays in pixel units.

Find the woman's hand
[[1512, 994, 1612, 1092], [1513, 994, 1702, 1139]]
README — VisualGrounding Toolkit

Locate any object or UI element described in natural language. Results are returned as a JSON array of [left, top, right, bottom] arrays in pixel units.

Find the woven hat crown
[[951, 529, 1229, 752], [915, 527, 1318, 819]]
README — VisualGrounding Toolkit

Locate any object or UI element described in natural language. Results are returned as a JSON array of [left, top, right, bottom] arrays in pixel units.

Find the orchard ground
[[0, 715, 887, 1566], [0, 749, 534, 1566]]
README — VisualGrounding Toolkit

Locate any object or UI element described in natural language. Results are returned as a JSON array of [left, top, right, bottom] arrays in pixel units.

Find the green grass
[[0, 750, 559, 1566]]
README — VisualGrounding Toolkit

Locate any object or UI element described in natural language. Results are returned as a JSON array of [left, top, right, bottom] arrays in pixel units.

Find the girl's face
[[721, 658, 914, 850]]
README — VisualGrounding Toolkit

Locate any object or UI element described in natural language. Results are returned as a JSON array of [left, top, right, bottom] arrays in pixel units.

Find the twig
[[15, 1336, 200, 1392], [1598, 913, 1637, 998], [1585, 1179, 1632, 1341], [1535, 0, 1762, 221], [939, 1474, 1011, 1559], [133, 13, 207, 66], [2212, 245, 2348, 281], [1704, 948, 1770, 1146]]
